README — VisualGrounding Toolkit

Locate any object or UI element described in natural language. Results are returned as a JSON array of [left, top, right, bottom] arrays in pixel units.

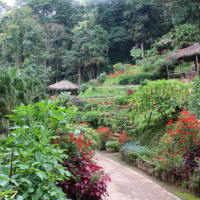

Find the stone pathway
[[96, 151, 181, 200]]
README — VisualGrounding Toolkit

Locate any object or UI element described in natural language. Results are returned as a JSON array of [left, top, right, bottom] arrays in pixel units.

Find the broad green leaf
[[65, 170, 71, 177], [22, 125, 30, 129], [18, 164, 29, 169], [17, 195, 23, 200], [31, 162, 40, 166], [10, 118, 25, 125], [35, 151, 41, 162], [43, 193, 50, 200], [4, 115, 21, 118], [0, 178, 9, 186], [28, 188, 34, 193], [36, 171, 48, 180], [9, 125, 21, 129], [10, 178, 18, 186], [50, 191, 57, 196], [19, 178, 32, 185], [22, 191, 29, 198], [9, 68, 18, 78], [43, 164, 53, 171], [57, 167, 65, 175]]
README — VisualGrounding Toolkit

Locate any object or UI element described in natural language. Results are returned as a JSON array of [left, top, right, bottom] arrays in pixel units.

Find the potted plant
[[106, 141, 119, 153]]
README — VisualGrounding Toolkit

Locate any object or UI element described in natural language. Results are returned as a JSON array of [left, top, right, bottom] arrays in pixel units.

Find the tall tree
[[124, 0, 164, 54], [0, 6, 46, 67], [90, 0, 133, 64], [152, 0, 200, 28], [64, 15, 109, 85]]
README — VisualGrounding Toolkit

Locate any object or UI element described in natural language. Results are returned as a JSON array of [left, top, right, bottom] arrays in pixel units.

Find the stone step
[[111, 136, 118, 141], [113, 132, 120, 137]]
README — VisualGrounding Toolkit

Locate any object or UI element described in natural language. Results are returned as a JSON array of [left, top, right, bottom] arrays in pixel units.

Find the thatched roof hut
[[164, 44, 200, 63], [164, 44, 200, 79], [48, 80, 79, 90]]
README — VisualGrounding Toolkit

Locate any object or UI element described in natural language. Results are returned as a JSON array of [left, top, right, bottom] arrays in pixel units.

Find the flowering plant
[[97, 127, 113, 150], [127, 89, 136, 95], [70, 97, 87, 109], [117, 132, 131, 145], [156, 110, 200, 170], [107, 70, 136, 78], [120, 141, 149, 160]]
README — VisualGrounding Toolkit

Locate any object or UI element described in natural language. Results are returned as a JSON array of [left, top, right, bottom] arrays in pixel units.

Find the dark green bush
[[83, 111, 101, 128], [119, 72, 155, 85], [114, 95, 129, 105], [140, 79, 149, 86], [97, 73, 107, 84], [118, 74, 135, 85], [78, 83, 89, 93]]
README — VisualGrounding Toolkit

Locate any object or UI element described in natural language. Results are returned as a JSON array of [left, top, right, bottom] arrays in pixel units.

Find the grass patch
[[88, 98, 114, 103], [78, 87, 135, 98], [103, 77, 120, 86], [103, 65, 143, 86], [97, 105, 117, 113], [171, 190, 198, 200], [132, 108, 180, 146]]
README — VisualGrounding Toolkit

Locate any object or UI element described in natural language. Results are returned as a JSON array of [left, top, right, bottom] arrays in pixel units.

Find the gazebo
[[164, 44, 200, 79], [48, 80, 79, 95]]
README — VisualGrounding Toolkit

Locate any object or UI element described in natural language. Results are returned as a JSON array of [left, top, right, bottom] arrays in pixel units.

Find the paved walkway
[[96, 152, 180, 200]]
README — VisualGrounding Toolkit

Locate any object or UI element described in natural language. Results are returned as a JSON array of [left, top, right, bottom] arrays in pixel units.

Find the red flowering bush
[[118, 132, 131, 145], [97, 127, 113, 150], [107, 70, 136, 78], [157, 110, 200, 169], [58, 151, 111, 200], [53, 131, 111, 200]]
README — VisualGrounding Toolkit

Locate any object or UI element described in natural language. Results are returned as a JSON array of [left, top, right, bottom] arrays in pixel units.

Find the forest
[[0, 0, 199, 87]]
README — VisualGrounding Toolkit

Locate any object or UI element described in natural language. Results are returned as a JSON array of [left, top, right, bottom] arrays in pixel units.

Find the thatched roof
[[48, 80, 79, 90], [164, 44, 200, 63]]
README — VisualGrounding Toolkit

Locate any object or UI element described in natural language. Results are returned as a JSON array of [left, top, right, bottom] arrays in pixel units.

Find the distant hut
[[48, 80, 79, 95], [164, 44, 200, 79]]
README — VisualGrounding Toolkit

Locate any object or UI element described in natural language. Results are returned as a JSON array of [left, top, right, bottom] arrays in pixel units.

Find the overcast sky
[[3, 0, 15, 6]]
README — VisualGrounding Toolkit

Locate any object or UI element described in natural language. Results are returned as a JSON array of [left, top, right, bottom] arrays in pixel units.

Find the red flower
[[69, 133, 74, 143]]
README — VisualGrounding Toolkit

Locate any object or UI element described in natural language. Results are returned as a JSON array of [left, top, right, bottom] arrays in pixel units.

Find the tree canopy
[[0, 0, 199, 85]]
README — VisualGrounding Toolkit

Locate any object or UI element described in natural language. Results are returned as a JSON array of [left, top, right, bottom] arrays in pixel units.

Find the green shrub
[[142, 65, 156, 72], [140, 79, 149, 86], [119, 72, 154, 85], [106, 141, 119, 149], [113, 62, 123, 71], [88, 79, 98, 86], [189, 76, 200, 118], [97, 73, 107, 84], [114, 95, 129, 105], [118, 74, 135, 85], [118, 65, 126, 71], [130, 72, 154, 84], [82, 103, 98, 112], [83, 111, 101, 128], [78, 83, 89, 93]]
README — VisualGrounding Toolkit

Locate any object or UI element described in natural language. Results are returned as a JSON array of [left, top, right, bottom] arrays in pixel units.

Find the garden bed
[[122, 155, 200, 197]]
